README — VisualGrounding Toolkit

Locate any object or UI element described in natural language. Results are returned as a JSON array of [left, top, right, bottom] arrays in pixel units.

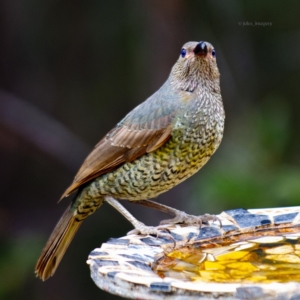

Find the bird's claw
[[127, 221, 176, 247], [199, 213, 222, 228], [160, 211, 222, 229]]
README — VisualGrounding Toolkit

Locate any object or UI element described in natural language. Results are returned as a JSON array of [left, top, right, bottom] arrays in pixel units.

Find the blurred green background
[[0, 0, 300, 299]]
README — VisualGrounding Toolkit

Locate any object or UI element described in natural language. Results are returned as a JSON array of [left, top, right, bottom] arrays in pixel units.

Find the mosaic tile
[[107, 271, 118, 279], [221, 224, 239, 233], [170, 232, 184, 241], [127, 261, 152, 271], [94, 259, 119, 267], [106, 238, 130, 245], [89, 250, 108, 256], [224, 208, 250, 217], [274, 212, 299, 224], [149, 282, 171, 292], [194, 226, 222, 240], [140, 237, 163, 246], [120, 253, 153, 262], [187, 232, 198, 240], [248, 236, 285, 244], [232, 213, 271, 229]]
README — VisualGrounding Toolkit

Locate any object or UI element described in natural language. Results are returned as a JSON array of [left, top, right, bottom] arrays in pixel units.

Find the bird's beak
[[193, 41, 208, 56]]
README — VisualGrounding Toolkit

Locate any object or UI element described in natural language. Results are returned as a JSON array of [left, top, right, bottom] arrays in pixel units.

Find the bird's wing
[[60, 83, 183, 199]]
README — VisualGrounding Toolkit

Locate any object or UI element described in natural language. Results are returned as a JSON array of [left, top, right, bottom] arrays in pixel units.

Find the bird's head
[[170, 41, 220, 92]]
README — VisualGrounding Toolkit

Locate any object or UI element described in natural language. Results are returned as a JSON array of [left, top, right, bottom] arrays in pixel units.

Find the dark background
[[1, 1, 300, 299]]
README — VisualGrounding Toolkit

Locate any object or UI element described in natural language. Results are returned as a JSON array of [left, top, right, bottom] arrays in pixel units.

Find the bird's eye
[[180, 48, 186, 58], [212, 49, 216, 58]]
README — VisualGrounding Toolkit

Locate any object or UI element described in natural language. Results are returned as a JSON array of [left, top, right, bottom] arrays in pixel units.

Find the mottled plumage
[[36, 41, 225, 281]]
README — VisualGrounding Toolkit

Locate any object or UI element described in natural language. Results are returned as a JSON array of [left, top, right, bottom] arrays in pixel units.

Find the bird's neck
[[169, 72, 220, 96]]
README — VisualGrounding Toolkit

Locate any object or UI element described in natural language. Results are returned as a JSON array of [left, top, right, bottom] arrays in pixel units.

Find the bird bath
[[87, 206, 300, 299]]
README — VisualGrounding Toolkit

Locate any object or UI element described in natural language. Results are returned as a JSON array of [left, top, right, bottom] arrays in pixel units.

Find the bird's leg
[[131, 200, 177, 216], [104, 196, 176, 244], [131, 199, 221, 228]]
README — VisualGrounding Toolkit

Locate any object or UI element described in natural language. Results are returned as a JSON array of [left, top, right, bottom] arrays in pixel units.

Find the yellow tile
[[264, 245, 294, 255], [199, 270, 231, 281], [216, 251, 249, 261], [265, 254, 300, 263], [244, 275, 267, 282], [229, 269, 250, 277], [255, 263, 276, 271], [226, 262, 258, 272], [240, 252, 259, 262], [204, 261, 225, 270], [172, 261, 198, 272], [273, 263, 300, 270], [167, 250, 192, 259], [184, 253, 207, 264]]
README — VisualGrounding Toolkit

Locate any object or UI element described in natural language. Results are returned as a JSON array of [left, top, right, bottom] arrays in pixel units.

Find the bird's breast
[[94, 98, 225, 201]]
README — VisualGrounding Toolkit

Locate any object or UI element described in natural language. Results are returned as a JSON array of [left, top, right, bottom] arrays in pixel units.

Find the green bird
[[36, 41, 225, 281]]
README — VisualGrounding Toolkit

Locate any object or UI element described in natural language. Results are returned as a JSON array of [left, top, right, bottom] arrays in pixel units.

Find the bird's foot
[[160, 211, 221, 228], [127, 221, 176, 246]]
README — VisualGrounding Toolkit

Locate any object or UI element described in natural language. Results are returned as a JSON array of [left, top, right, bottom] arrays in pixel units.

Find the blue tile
[[150, 282, 171, 292], [187, 232, 197, 240], [236, 286, 264, 299], [128, 244, 152, 250], [89, 250, 109, 256], [148, 229, 181, 243], [107, 271, 118, 279], [107, 238, 130, 245], [120, 253, 150, 262], [222, 225, 239, 233], [291, 292, 300, 300], [157, 236, 176, 244], [195, 226, 222, 240], [170, 232, 184, 241], [94, 259, 119, 267], [140, 237, 162, 246], [127, 261, 152, 271], [274, 212, 299, 224], [224, 208, 249, 217], [233, 214, 271, 229], [91, 261, 101, 275]]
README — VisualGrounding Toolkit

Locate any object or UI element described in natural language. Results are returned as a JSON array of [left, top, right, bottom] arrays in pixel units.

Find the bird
[[35, 41, 225, 281]]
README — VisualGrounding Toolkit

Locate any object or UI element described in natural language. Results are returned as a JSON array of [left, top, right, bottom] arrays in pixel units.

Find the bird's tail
[[35, 204, 81, 281]]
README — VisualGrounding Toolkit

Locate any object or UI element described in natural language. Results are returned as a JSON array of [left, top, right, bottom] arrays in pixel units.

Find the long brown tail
[[35, 205, 81, 281]]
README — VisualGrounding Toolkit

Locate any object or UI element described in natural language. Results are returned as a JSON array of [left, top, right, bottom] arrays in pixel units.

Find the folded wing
[[61, 82, 182, 199]]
